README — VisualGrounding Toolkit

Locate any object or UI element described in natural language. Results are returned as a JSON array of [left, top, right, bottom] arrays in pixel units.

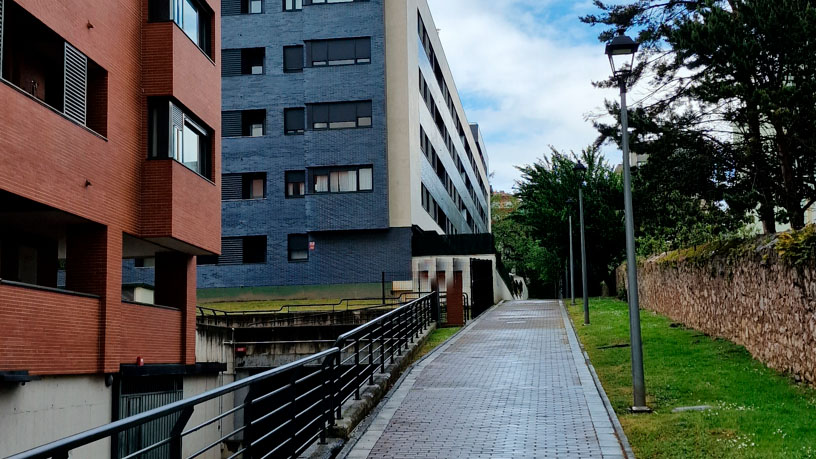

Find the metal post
[[578, 186, 589, 325], [620, 79, 647, 410], [569, 214, 575, 305]]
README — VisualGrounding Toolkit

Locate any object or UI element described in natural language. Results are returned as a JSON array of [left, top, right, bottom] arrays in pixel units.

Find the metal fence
[[7, 292, 437, 459]]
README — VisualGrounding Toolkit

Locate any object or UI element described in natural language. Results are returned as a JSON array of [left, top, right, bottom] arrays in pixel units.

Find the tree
[[513, 146, 625, 295], [583, 0, 816, 231]]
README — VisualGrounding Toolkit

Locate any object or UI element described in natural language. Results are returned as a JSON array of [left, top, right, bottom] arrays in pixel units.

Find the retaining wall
[[618, 239, 816, 384]]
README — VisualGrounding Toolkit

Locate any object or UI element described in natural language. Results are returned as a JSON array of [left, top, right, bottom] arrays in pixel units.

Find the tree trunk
[[773, 122, 805, 230]]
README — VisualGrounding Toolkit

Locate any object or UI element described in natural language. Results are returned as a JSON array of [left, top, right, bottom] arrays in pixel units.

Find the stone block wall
[[619, 240, 816, 384]]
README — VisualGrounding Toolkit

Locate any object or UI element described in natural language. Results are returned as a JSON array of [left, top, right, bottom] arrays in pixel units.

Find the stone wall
[[618, 239, 816, 384]]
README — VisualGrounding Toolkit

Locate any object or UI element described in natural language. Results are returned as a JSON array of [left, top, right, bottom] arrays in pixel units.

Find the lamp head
[[605, 29, 639, 80], [573, 161, 587, 173]]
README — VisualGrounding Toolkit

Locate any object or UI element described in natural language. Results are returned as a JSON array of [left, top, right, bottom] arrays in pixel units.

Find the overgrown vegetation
[[776, 224, 816, 267], [413, 327, 461, 361], [569, 298, 816, 459]]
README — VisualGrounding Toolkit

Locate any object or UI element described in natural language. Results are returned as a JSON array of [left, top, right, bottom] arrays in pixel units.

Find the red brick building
[[0, 0, 220, 454]]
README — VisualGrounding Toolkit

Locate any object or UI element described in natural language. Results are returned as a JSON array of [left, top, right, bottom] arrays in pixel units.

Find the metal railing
[[8, 293, 438, 459], [328, 292, 436, 412], [196, 292, 424, 317]]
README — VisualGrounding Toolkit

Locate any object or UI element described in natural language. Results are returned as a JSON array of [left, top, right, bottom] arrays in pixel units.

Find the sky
[[426, 0, 622, 192]]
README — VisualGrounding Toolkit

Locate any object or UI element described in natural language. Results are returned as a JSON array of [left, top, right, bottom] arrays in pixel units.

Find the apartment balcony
[[141, 159, 220, 255], [141, 19, 220, 129]]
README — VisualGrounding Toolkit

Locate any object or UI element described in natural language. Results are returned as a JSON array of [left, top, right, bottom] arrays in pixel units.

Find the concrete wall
[[0, 375, 112, 458], [619, 240, 816, 384], [182, 374, 234, 459]]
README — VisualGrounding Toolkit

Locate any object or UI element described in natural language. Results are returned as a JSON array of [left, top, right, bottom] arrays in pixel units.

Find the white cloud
[[426, 0, 621, 192]]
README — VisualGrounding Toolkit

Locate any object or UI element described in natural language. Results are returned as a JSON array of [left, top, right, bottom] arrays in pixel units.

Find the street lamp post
[[566, 198, 576, 306], [606, 29, 649, 412], [573, 161, 589, 325]]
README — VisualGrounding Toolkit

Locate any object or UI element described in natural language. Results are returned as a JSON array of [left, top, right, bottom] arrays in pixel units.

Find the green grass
[[568, 297, 816, 459], [200, 298, 386, 313], [414, 327, 462, 361]]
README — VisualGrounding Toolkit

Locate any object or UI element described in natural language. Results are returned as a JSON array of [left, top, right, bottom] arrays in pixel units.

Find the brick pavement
[[343, 300, 628, 459]]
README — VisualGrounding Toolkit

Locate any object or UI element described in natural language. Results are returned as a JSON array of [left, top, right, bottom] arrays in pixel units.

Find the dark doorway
[[470, 258, 494, 318]]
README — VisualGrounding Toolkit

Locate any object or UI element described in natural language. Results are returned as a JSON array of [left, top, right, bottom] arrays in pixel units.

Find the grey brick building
[[198, 0, 491, 298]]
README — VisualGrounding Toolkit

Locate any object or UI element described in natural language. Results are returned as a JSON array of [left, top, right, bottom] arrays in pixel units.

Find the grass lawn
[[414, 326, 462, 361], [568, 297, 816, 459], [200, 298, 386, 313]]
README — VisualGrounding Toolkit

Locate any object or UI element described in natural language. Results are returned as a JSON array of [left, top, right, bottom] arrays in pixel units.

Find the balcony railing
[[8, 292, 438, 459]]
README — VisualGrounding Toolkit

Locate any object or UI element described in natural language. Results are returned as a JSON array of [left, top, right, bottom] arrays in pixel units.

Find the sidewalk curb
[[335, 300, 505, 458], [562, 300, 637, 459]]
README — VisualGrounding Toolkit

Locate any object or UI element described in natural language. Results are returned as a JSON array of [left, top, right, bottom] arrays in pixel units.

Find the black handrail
[[328, 292, 437, 409], [9, 293, 437, 459], [196, 291, 424, 317]]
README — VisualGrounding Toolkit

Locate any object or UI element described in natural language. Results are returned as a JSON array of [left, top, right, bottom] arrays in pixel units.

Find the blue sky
[[426, 0, 622, 192]]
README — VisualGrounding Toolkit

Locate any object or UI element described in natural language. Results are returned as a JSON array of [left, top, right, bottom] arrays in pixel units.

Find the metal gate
[[470, 258, 494, 318], [116, 376, 183, 459]]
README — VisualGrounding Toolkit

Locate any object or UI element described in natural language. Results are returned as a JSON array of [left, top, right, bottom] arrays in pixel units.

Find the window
[[284, 108, 305, 135], [222, 173, 266, 200], [201, 236, 267, 265], [222, 48, 265, 76], [149, 99, 212, 178], [308, 101, 371, 130], [283, 0, 302, 11], [149, 0, 213, 56], [248, 0, 263, 13], [288, 234, 308, 261], [311, 166, 372, 193], [222, 0, 262, 15], [285, 171, 306, 198], [134, 257, 156, 268], [1, 2, 108, 136], [305, 0, 369, 4], [222, 110, 265, 137], [307, 38, 370, 67], [283, 46, 304, 73]]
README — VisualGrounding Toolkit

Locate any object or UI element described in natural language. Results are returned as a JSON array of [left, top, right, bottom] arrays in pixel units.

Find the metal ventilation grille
[[221, 0, 241, 16], [219, 238, 244, 265], [221, 49, 241, 77], [221, 111, 242, 137], [221, 174, 243, 200], [63, 43, 87, 125]]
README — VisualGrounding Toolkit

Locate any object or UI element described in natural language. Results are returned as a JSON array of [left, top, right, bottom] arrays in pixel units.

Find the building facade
[[200, 0, 491, 298], [0, 0, 222, 455]]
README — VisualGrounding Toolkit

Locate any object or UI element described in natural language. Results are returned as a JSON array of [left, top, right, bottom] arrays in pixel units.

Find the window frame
[[283, 45, 304, 73], [287, 234, 309, 262], [149, 98, 213, 180], [285, 170, 306, 198], [307, 101, 372, 131], [284, 107, 305, 135], [310, 166, 373, 194], [283, 0, 303, 11], [306, 37, 371, 67]]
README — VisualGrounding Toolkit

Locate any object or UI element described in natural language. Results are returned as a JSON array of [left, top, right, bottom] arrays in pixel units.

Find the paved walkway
[[343, 300, 629, 459]]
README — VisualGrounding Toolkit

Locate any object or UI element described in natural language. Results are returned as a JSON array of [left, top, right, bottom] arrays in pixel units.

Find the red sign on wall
[[309, 241, 315, 251]]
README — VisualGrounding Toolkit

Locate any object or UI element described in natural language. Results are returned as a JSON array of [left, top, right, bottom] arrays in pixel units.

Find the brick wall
[[0, 283, 102, 375], [0, 0, 221, 374], [200, 0, 393, 289]]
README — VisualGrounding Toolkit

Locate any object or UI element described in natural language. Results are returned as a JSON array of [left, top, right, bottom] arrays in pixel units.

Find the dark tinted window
[[284, 46, 303, 73]]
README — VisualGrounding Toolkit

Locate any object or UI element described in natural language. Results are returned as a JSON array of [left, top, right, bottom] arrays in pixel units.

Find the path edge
[[336, 301, 507, 458], [561, 300, 637, 459]]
